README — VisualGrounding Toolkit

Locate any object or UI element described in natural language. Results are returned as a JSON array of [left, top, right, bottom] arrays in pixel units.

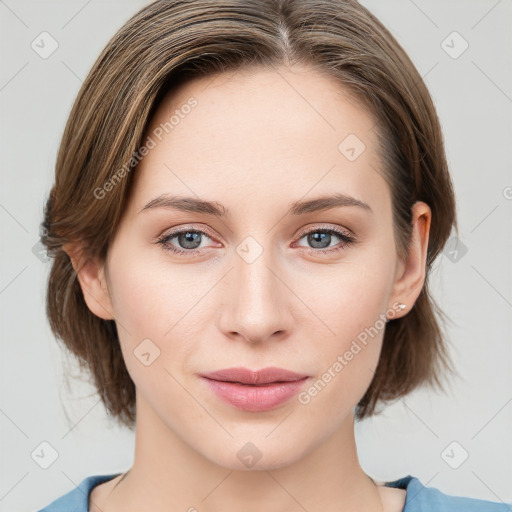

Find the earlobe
[[389, 201, 431, 315], [63, 243, 115, 321]]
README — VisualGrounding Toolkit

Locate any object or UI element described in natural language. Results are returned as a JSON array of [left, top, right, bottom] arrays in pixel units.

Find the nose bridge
[[221, 235, 289, 341]]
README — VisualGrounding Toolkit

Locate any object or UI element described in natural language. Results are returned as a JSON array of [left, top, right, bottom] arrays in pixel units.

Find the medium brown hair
[[41, 0, 458, 428]]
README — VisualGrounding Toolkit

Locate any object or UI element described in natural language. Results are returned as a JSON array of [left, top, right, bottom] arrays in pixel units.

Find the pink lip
[[199, 366, 310, 412]]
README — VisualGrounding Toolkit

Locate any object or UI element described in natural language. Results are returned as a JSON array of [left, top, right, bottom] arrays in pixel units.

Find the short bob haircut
[[41, 0, 458, 429]]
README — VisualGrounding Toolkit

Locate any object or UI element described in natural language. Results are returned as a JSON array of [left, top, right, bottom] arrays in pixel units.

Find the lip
[[200, 366, 309, 385], [199, 366, 310, 412]]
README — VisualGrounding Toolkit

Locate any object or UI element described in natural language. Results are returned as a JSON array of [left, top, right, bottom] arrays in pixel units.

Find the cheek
[[107, 261, 200, 417], [297, 249, 393, 408], [298, 300, 386, 424], [107, 253, 201, 337], [306, 245, 393, 346], [106, 247, 221, 387]]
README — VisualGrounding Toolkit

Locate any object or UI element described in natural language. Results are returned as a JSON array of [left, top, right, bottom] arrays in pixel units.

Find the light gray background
[[1, 0, 511, 510]]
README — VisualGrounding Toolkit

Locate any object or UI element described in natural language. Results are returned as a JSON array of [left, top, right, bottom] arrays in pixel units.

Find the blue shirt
[[37, 473, 512, 511]]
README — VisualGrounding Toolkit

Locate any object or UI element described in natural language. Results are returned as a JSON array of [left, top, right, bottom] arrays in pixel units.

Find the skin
[[66, 64, 431, 512]]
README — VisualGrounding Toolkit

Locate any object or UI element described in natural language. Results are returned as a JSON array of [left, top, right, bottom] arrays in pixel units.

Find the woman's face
[[94, 65, 420, 469]]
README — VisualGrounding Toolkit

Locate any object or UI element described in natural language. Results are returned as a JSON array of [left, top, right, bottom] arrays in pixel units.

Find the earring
[[385, 302, 407, 322]]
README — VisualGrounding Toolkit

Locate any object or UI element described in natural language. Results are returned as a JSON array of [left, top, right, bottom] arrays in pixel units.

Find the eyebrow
[[139, 192, 373, 217]]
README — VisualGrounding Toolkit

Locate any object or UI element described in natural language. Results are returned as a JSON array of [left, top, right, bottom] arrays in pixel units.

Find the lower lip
[[201, 377, 309, 412]]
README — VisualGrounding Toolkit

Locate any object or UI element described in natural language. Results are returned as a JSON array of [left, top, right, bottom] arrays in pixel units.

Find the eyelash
[[156, 225, 356, 257]]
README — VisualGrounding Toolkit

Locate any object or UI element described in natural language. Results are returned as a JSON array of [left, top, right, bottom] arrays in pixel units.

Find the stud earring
[[385, 302, 407, 322]]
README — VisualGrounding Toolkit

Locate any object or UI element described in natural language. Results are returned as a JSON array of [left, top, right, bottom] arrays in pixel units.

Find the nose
[[217, 245, 293, 344]]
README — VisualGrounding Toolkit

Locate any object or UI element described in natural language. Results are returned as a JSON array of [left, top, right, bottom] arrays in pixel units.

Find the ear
[[389, 201, 431, 317], [63, 243, 115, 320]]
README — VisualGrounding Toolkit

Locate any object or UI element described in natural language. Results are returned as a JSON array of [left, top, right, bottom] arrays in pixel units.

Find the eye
[[293, 226, 356, 255], [156, 226, 219, 256], [156, 225, 356, 257]]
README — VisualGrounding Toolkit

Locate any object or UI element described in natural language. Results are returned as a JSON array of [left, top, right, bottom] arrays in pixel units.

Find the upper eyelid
[[162, 224, 216, 240], [295, 224, 353, 239]]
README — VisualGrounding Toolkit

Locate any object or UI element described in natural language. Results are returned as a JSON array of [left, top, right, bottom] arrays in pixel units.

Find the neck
[[105, 394, 384, 512]]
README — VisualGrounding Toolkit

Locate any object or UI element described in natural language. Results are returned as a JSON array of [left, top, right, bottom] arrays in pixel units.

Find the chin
[[202, 437, 310, 472]]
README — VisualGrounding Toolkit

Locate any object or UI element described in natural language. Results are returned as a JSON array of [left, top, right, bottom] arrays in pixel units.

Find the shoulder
[[36, 473, 121, 512], [384, 475, 512, 512]]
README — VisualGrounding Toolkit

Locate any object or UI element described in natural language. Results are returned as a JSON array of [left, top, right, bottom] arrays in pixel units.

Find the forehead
[[130, 65, 387, 216]]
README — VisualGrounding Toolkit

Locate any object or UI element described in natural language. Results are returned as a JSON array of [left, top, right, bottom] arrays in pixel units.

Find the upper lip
[[200, 366, 309, 385]]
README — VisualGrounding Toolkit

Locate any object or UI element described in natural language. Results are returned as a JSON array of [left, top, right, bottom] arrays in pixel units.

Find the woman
[[37, 0, 511, 510]]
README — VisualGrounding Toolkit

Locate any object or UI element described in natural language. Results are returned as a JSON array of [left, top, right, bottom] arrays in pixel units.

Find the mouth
[[199, 367, 310, 412], [199, 366, 309, 385]]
